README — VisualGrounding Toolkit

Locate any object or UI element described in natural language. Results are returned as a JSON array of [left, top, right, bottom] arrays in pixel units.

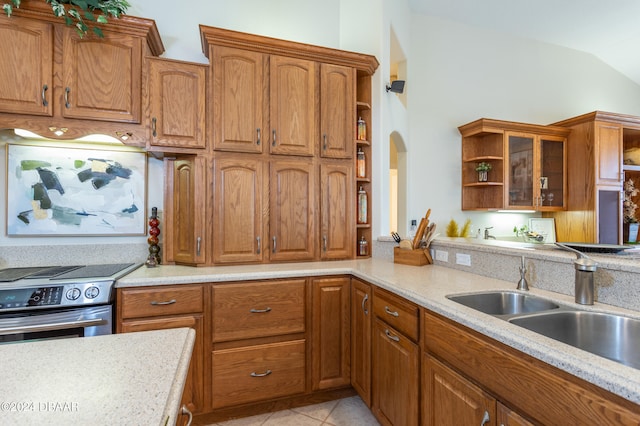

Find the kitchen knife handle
[[42, 84, 49, 107], [256, 236, 261, 254], [256, 128, 261, 145]]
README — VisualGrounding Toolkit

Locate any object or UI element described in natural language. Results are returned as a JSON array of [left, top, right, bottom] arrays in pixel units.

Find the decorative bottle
[[357, 117, 367, 141], [358, 235, 368, 256], [145, 207, 161, 267], [357, 186, 368, 224], [356, 147, 366, 178]]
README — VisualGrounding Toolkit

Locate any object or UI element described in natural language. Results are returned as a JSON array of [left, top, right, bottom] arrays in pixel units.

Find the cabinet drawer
[[212, 279, 306, 342], [373, 287, 419, 341], [212, 340, 306, 408], [118, 285, 203, 319]]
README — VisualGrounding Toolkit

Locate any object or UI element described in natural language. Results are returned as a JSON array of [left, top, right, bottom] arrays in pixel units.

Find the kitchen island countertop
[[0, 327, 195, 426], [117, 259, 640, 406]]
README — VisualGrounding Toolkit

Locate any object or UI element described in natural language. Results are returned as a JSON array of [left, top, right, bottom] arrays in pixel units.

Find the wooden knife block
[[394, 247, 432, 266]]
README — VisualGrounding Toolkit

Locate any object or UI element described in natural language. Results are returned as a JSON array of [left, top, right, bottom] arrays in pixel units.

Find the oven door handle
[[0, 318, 107, 336]]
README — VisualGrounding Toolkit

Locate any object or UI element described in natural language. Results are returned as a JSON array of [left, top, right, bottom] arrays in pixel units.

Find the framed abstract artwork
[[6, 144, 147, 236]]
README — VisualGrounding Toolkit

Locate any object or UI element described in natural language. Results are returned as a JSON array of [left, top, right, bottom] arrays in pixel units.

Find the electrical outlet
[[456, 253, 471, 266], [435, 250, 448, 262]]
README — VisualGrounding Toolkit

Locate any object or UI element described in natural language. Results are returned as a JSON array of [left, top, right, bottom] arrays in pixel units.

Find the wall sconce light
[[385, 80, 405, 94]]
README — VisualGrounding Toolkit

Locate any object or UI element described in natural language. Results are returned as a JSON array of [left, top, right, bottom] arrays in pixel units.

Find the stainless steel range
[[0, 263, 141, 343]]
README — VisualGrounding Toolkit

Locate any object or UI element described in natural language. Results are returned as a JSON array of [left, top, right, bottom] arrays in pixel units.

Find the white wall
[[405, 15, 640, 238]]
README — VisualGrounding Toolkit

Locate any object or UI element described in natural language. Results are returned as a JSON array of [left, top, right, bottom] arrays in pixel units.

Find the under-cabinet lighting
[[497, 210, 536, 213], [14, 129, 123, 144]]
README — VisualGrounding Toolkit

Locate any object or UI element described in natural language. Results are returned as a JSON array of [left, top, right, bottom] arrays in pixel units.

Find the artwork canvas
[[6, 144, 147, 236]]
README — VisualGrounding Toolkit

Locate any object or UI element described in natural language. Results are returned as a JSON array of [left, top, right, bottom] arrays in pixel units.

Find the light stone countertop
[[0, 327, 195, 426], [117, 259, 640, 406]]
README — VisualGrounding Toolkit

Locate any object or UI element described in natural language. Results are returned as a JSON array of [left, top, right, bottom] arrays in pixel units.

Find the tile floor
[[206, 396, 380, 426]]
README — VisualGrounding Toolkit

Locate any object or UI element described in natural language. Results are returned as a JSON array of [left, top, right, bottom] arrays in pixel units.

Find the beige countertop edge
[[117, 259, 640, 405], [162, 328, 196, 426]]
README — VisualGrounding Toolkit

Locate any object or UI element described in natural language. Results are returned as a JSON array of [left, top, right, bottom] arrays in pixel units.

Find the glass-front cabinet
[[506, 132, 566, 211], [459, 118, 569, 211]]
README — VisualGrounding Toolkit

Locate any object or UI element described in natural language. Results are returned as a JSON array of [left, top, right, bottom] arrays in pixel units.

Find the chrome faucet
[[555, 243, 598, 305], [484, 227, 496, 240], [516, 256, 529, 291]]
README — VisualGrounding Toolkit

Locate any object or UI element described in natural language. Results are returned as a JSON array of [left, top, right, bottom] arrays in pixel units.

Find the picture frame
[[6, 143, 147, 236], [529, 218, 557, 243]]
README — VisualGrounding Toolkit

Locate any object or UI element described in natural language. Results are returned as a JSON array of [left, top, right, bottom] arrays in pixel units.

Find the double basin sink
[[447, 291, 640, 370]]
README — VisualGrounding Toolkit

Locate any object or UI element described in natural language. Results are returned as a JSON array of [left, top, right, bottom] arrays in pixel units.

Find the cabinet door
[[320, 163, 354, 259], [372, 318, 419, 426], [213, 156, 265, 263], [320, 63, 354, 159], [506, 132, 535, 209], [497, 402, 534, 426], [351, 278, 372, 406], [424, 355, 496, 426], [269, 160, 316, 261], [147, 58, 207, 149], [270, 55, 317, 156], [311, 277, 351, 390], [212, 46, 266, 153], [61, 27, 142, 123], [595, 122, 623, 186], [0, 17, 53, 116], [164, 156, 207, 265], [538, 136, 566, 210], [120, 314, 205, 415]]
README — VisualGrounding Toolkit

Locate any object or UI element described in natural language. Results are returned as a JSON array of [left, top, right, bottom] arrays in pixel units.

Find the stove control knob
[[85, 286, 100, 299], [66, 288, 81, 301]]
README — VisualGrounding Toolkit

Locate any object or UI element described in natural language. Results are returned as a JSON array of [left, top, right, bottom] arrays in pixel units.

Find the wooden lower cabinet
[[497, 402, 535, 426], [350, 278, 372, 406], [423, 309, 640, 425], [311, 277, 351, 390], [424, 355, 496, 426], [372, 318, 419, 426], [211, 340, 306, 409], [116, 285, 205, 417]]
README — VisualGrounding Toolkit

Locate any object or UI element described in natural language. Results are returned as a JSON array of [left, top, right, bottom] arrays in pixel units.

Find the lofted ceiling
[[408, 0, 640, 86]]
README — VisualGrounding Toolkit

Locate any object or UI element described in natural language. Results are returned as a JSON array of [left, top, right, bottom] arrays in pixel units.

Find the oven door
[[0, 305, 112, 343]]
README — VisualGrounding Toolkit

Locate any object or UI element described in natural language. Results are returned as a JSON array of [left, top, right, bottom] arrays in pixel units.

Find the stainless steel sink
[[510, 311, 640, 369], [447, 291, 559, 316]]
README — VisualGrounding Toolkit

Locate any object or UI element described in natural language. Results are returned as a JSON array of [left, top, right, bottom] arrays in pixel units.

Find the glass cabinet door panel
[[539, 138, 565, 208], [507, 134, 534, 207]]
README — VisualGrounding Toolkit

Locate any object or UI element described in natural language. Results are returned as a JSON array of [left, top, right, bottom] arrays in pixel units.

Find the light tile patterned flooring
[[207, 396, 380, 426]]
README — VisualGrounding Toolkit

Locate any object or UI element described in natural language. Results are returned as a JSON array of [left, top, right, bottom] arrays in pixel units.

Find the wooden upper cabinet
[[213, 156, 266, 263], [269, 160, 316, 261], [320, 64, 354, 159], [147, 58, 207, 149], [61, 27, 143, 123], [595, 121, 623, 186], [212, 46, 266, 153], [270, 56, 317, 156], [164, 156, 207, 265], [321, 163, 354, 259], [0, 17, 53, 116]]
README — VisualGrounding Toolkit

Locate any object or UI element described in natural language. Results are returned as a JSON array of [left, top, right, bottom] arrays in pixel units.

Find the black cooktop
[[0, 263, 135, 282]]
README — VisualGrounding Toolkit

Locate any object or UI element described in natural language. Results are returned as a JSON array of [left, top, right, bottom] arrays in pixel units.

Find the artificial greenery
[[446, 218, 472, 238], [2, 0, 130, 38], [475, 161, 492, 172]]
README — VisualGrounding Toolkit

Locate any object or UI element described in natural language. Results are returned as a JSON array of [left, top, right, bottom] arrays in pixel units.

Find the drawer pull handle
[[256, 128, 261, 145], [181, 404, 193, 426], [362, 293, 369, 315], [250, 369, 272, 377], [385, 329, 400, 342], [250, 307, 272, 313], [384, 306, 399, 317], [64, 87, 71, 108], [150, 299, 177, 306], [256, 236, 261, 254], [42, 84, 49, 106]]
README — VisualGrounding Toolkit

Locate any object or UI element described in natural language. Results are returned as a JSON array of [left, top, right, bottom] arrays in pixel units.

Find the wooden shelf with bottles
[[355, 72, 372, 258]]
